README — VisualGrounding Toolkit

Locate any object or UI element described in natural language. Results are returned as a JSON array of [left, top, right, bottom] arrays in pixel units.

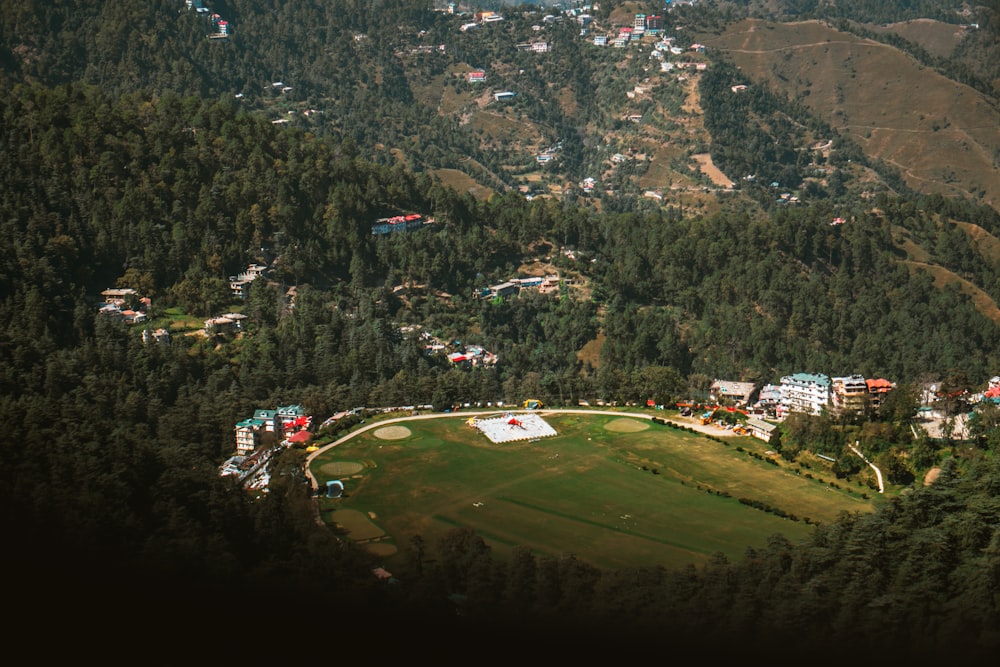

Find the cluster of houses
[[464, 8, 709, 107], [707, 372, 1000, 443], [98, 288, 149, 325], [413, 329, 499, 368], [475, 273, 565, 301], [708, 373, 897, 424], [100, 286, 170, 346], [694, 373, 897, 443], [221, 404, 314, 489], [99, 262, 269, 343], [185, 1, 230, 39]]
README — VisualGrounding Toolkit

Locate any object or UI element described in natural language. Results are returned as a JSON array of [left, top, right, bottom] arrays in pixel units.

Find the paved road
[[303, 408, 739, 491]]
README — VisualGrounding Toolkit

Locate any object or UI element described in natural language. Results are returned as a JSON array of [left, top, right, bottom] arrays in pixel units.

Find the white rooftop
[[473, 412, 557, 444]]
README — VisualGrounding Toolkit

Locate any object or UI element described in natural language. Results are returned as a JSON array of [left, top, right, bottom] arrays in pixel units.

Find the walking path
[[848, 441, 884, 493]]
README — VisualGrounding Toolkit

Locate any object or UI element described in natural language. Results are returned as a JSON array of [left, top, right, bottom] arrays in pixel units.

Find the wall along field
[[312, 413, 876, 570]]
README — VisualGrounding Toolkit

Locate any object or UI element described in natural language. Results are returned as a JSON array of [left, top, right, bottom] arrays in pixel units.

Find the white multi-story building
[[779, 373, 830, 416]]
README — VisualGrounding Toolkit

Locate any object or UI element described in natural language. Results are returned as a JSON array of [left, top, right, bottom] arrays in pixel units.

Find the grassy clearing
[[154, 307, 206, 332], [431, 168, 493, 200], [313, 413, 876, 571]]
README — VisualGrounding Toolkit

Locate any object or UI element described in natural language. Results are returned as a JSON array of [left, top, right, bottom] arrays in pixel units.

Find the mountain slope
[[696, 19, 1000, 212]]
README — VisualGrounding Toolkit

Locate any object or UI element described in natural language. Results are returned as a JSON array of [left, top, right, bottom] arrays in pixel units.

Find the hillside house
[[229, 264, 267, 299], [142, 328, 170, 346], [745, 417, 777, 443], [593, 35, 607, 46], [754, 384, 784, 420], [119, 309, 146, 325], [101, 288, 138, 306], [253, 409, 278, 432], [204, 313, 247, 335], [372, 213, 425, 235], [866, 377, 895, 411], [531, 41, 549, 53], [832, 375, 869, 415], [779, 373, 830, 416], [467, 70, 486, 83], [710, 380, 757, 406], [235, 418, 266, 455], [493, 91, 516, 102], [538, 274, 563, 294], [627, 85, 649, 99], [277, 404, 311, 434], [478, 281, 520, 300]]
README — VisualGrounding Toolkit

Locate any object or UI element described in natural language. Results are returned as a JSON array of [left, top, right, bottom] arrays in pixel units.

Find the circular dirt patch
[[320, 461, 364, 477], [365, 542, 398, 557], [604, 418, 650, 433], [374, 425, 411, 440]]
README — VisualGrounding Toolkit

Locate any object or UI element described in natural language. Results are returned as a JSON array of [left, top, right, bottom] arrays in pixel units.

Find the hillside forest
[[1, 1, 1000, 663]]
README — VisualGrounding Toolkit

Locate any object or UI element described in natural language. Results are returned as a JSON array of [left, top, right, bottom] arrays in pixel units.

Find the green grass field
[[311, 412, 877, 570]]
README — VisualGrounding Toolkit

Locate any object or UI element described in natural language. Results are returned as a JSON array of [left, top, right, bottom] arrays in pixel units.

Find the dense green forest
[[2, 1, 999, 662]]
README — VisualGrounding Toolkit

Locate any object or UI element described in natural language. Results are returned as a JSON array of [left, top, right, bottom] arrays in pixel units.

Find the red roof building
[[287, 430, 312, 444]]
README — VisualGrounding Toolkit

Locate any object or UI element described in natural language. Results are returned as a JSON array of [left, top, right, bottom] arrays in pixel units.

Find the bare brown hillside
[[954, 220, 1000, 263], [900, 260, 1000, 322], [697, 19, 1000, 212], [874, 18, 968, 59]]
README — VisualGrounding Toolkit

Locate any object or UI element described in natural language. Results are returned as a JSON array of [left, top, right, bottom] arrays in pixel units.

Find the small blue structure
[[326, 480, 344, 498]]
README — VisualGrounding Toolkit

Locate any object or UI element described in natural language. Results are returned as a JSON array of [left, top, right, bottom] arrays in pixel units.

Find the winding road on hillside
[[303, 408, 739, 492]]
